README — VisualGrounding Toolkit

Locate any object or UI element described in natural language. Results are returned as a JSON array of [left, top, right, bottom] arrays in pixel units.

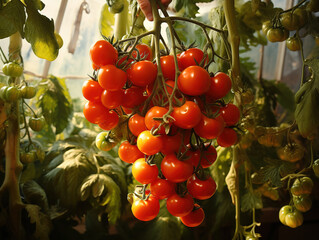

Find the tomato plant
[[90, 39, 118, 67]]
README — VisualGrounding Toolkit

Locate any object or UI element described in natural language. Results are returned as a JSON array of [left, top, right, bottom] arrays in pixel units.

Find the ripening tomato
[[161, 154, 193, 183], [180, 204, 205, 227], [118, 141, 144, 163], [194, 114, 225, 139], [90, 40, 118, 67], [100, 89, 124, 109], [29, 116, 45, 132], [131, 194, 160, 221], [206, 72, 232, 100], [83, 101, 109, 124], [98, 65, 127, 91], [122, 86, 147, 109], [131, 43, 153, 61], [177, 66, 211, 96], [220, 103, 240, 126], [127, 60, 157, 87], [217, 128, 238, 147], [129, 114, 148, 137], [137, 130, 163, 155], [145, 106, 170, 135], [160, 55, 179, 80], [179, 48, 208, 69], [98, 110, 119, 130], [187, 174, 217, 200], [132, 158, 159, 184], [171, 101, 202, 129], [160, 133, 182, 155], [82, 80, 104, 102], [150, 178, 175, 199], [166, 193, 194, 217]]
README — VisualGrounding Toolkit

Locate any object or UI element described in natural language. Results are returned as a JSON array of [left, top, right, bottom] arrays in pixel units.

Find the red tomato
[[129, 114, 147, 137], [187, 174, 217, 200], [194, 114, 225, 139], [160, 55, 178, 80], [146, 80, 175, 96], [180, 204, 205, 227], [98, 110, 119, 130], [161, 154, 193, 183], [122, 86, 147, 109], [127, 60, 157, 87], [220, 103, 240, 126], [185, 149, 201, 167], [118, 141, 144, 163], [82, 79, 104, 102], [100, 89, 124, 109], [145, 106, 170, 135], [83, 101, 109, 124], [131, 194, 160, 221], [131, 44, 153, 61], [179, 48, 207, 70], [98, 65, 127, 91], [166, 193, 194, 217], [150, 178, 175, 199], [171, 101, 201, 129], [201, 145, 217, 168], [206, 72, 232, 100], [177, 66, 210, 96], [137, 130, 163, 155], [160, 133, 182, 155], [132, 158, 159, 184], [217, 128, 238, 147], [90, 40, 118, 67]]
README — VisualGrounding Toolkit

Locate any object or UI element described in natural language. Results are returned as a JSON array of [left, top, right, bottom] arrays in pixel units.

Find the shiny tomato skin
[[122, 86, 147, 109], [98, 65, 127, 91], [194, 114, 225, 139], [206, 72, 232, 100], [132, 158, 159, 184], [83, 101, 109, 124], [179, 48, 207, 70], [166, 193, 194, 217], [150, 178, 175, 199], [187, 174, 217, 200], [82, 79, 104, 102], [129, 114, 148, 137], [100, 89, 124, 109], [145, 106, 170, 135], [98, 110, 119, 130], [127, 60, 157, 87], [90, 40, 118, 67], [131, 194, 160, 221], [161, 154, 193, 183], [217, 128, 238, 147], [160, 133, 182, 155], [160, 55, 177, 80], [118, 141, 144, 163], [171, 101, 202, 129], [180, 204, 205, 227], [177, 66, 211, 96], [201, 145, 217, 168], [137, 130, 163, 155], [220, 103, 241, 126], [131, 44, 153, 61]]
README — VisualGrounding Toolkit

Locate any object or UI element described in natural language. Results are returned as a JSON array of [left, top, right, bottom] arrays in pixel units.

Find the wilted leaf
[[99, 3, 114, 37]]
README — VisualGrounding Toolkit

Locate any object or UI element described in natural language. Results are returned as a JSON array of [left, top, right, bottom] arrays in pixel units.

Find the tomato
[[180, 204, 205, 227], [3, 86, 20, 102], [166, 193, 194, 217], [132, 158, 159, 184], [206, 72, 232, 100], [90, 40, 118, 67], [29, 116, 45, 132], [127, 60, 157, 87], [160, 133, 182, 155], [267, 28, 285, 42], [160, 55, 178, 80], [177, 66, 210, 96], [131, 44, 153, 61], [54, 32, 63, 49], [100, 89, 123, 109], [20, 150, 37, 164], [171, 101, 201, 129], [201, 145, 217, 168], [294, 8, 307, 28], [137, 130, 163, 155], [83, 101, 109, 124], [187, 174, 217, 200], [286, 37, 301, 51], [312, 159, 319, 177], [220, 103, 240, 126], [161, 154, 193, 183], [262, 21, 272, 35], [98, 110, 119, 130], [278, 205, 304, 228], [82, 79, 104, 102], [280, 12, 301, 31], [131, 194, 160, 221], [98, 65, 127, 91], [2, 62, 23, 77], [95, 131, 119, 151], [179, 48, 207, 69], [145, 106, 170, 135], [118, 141, 144, 163], [217, 128, 237, 147], [150, 178, 175, 199], [194, 114, 225, 139], [277, 143, 304, 162], [290, 177, 313, 196], [293, 194, 312, 213], [122, 86, 147, 109], [20, 85, 36, 99], [129, 114, 147, 137]]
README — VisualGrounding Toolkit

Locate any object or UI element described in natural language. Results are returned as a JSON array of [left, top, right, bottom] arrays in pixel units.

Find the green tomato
[[267, 28, 285, 42], [95, 132, 119, 151], [20, 85, 37, 99], [262, 21, 271, 35], [108, 0, 124, 14], [312, 159, 319, 177], [286, 37, 301, 51], [291, 177, 314, 196], [279, 205, 292, 225], [2, 62, 23, 77], [294, 8, 307, 28], [285, 210, 303, 228], [280, 12, 300, 31], [5, 86, 20, 102], [307, 0, 319, 12], [293, 194, 312, 213], [20, 150, 37, 164], [0, 86, 8, 101], [29, 116, 45, 132]]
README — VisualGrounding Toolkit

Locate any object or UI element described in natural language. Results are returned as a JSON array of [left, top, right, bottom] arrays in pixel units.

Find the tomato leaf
[[0, 0, 25, 39], [24, 9, 59, 61], [241, 190, 263, 212], [100, 164, 127, 193], [22, 180, 49, 213], [259, 158, 283, 187], [21, 0, 44, 10], [99, 3, 115, 37]]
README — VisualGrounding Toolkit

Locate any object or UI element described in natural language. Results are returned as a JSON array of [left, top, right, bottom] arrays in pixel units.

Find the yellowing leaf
[[99, 3, 115, 37]]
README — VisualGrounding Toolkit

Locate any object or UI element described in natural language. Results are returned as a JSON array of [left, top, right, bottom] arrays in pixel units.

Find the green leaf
[[99, 3, 115, 37], [22, 0, 44, 10], [24, 9, 58, 61], [20, 162, 36, 184], [174, 0, 212, 18], [25, 204, 52, 240], [259, 158, 283, 187], [241, 189, 263, 212], [100, 164, 127, 192], [0, 0, 25, 39], [22, 180, 49, 212]]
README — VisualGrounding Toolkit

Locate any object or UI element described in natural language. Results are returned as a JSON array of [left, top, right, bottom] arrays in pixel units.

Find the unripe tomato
[[307, 0, 319, 12], [180, 204, 205, 227], [291, 177, 313, 196], [286, 37, 301, 51], [4, 86, 20, 102], [20, 150, 37, 164], [262, 21, 271, 35], [279, 205, 303, 228], [131, 194, 160, 221], [267, 28, 285, 42], [293, 194, 312, 212], [20, 86, 37, 99], [29, 116, 45, 132], [95, 132, 119, 151], [2, 62, 23, 77]]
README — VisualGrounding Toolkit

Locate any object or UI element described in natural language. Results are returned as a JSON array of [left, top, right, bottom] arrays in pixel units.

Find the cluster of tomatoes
[[83, 39, 241, 227]]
